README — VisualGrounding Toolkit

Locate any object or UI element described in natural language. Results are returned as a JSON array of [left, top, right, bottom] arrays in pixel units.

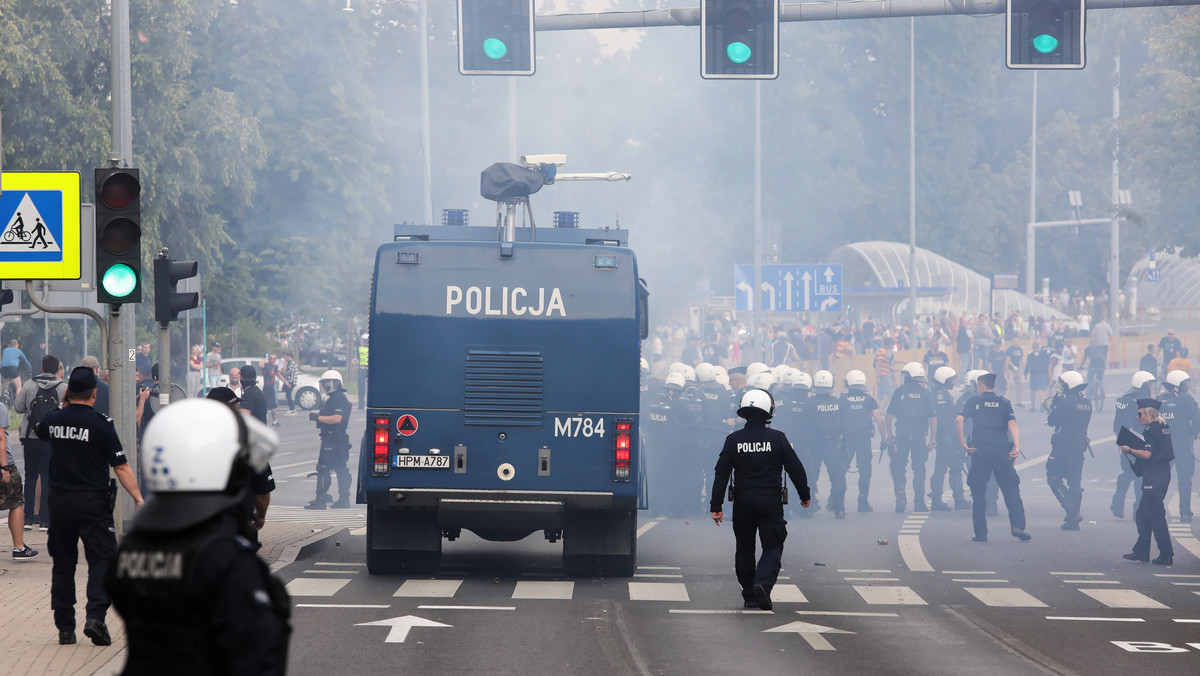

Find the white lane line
[[286, 578, 352, 597], [844, 577, 901, 582], [838, 569, 891, 573], [1015, 453, 1050, 471], [1173, 618, 1200, 623], [795, 611, 899, 617], [1050, 572, 1105, 576], [634, 573, 683, 578], [416, 605, 514, 611], [942, 571, 997, 575], [512, 581, 574, 600], [629, 582, 689, 602], [669, 609, 773, 615], [395, 579, 463, 598], [1080, 589, 1168, 609], [636, 518, 665, 537], [771, 585, 809, 603], [1065, 580, 1121, 585], [637, 565, 681, 571], [1154, 574, 1200, 579], [272, 459, 316, 470], [1047, 616, 1145, 622], [1171, 534, 1200, 561], [952, 579, 1010, 583], [1171, 582, 1200, 587], [303, 570, 360, 575], [313, 562, 366, 567], [898, 534, 934, 573], [964, 587, 1048, 608], [853, 585, 927, 605], [297, 604, 390, 609]]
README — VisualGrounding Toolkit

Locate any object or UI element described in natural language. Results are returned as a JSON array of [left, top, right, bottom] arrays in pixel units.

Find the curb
[[269, 526, 349, 573]]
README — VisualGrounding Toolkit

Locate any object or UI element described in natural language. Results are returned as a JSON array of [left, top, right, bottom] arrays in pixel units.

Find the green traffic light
[[101, 263, 138, 299], [1032, 34, 1059, 54], [482, 37, 508, 60], [726, 41, 752, 64]]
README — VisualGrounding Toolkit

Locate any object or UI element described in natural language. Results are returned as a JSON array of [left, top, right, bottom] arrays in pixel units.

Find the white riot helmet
[[679, 364, 697, 383], [901, 362, 926, 383], [664, 372, 686, 390], [714, 373, 731, 390], [965, 369, 986, 386], [748, 371, 776, 390], [320, 369, 344, 394], [746, 362, 770, 379], [640, 358, 650, 374], [737, 388, 776, 420], [845, 370, 868, 391], [933, 366, 957, 387], [793, 371, 813, 392], [813, 370, 835, 392], [137, 399, 279, 531], [771, 364, 790, 381], [1131, 370, 1157, 390], [713, 365, 729, 381], [668, 362, 688, 375], [1165, 370, 1191, 392], [779, 368, 802, 387], [695, 362, 718, 383], [1058, 370, 1086, 393]]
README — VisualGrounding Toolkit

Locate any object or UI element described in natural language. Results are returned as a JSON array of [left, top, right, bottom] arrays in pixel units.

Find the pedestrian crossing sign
[[0, 171, 81, 280]]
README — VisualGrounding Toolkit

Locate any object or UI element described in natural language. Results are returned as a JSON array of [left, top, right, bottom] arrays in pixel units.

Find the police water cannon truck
[[359, 158, 648, 577]]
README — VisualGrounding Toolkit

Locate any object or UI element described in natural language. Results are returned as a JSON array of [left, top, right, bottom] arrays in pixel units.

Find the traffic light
[[457, 0, 535, 76], [94, 167, 142, 304], [1007, 0, 1085, 69], [153, 254, 199, 325], [701, 0, 779, 79]]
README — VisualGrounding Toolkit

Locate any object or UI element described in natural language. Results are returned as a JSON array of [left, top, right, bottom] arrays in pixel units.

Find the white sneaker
[[38, 525, 48, 532]]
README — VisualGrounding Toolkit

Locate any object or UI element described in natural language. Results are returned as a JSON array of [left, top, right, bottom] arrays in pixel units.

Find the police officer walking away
[[928, 367, 969, 511], [1120, 398, 1174, 565], [885, 363, 937, 513], [1111, 371, 1156, 518], [839, 370, 884, 513], [805, 370, 846, 518], [1045, 371, 1092, 530], [35, 367, 144, 645], [306, 370, 353, 509], [957, 373, 1031, 543], [107, 398, 292, 673], [710, 388, 810, 611], [1159, 371, 1198, 523]]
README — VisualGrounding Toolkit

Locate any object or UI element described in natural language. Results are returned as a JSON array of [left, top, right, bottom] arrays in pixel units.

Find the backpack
[[23, 383, 60, 439]]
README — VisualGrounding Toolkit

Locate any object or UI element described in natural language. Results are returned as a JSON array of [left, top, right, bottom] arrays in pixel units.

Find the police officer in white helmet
[[305, 370, 353, 510], [710, 388, 810, 611]]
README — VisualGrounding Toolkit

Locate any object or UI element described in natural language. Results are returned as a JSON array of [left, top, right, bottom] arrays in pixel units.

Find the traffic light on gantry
[[94, 167, 143, 304], [701, 0, 779, 79], [1007, 0, 1085, 69], [458, 0, 535, 75], [153, 255, 199, 325]]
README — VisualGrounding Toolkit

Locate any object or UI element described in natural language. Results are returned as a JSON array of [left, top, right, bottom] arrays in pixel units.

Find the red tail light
[[614, 419, 632, 480], [373, 415, 391, 474]]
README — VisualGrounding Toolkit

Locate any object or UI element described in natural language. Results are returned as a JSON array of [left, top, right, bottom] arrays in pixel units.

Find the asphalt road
[[272, 372, 1200, 676]]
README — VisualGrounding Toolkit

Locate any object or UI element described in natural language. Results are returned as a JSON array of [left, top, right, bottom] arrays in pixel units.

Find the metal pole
[[419, 0, 433, 225], [201, 298, 209, 396], [509, 79, 517, 163], [908, 17, 917, 326], [1109, 54, 1121, 334], [1026, 71, 1038, 298], [156, 249, 172, 410], [754, 80, 764, 361]]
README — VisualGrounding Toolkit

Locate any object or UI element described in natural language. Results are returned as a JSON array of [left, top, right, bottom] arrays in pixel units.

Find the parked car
[[217, 357, 325, 411]]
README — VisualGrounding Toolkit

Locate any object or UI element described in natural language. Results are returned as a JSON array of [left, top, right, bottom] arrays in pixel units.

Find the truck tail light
[[614, 418, 632, 481], [373, 415, 391, 475]]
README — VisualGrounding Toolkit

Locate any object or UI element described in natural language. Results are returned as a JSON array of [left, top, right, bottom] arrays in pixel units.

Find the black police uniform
[[886, 379, 935, 512], [35, 403, 126, 635], [643, 383, 682, 518], [108, 512, 290, 674], [960, 391, 1027, 540], [710, 419, 809, 604], [673, 383, 708, 516], [313, 385, 353, 505], [804, 391, 845, 516], [1128, 413, 1174, 561], [1111, 388, 1148, 517], [928, 383, 967, 510], [772, 387, 815, 518], [1158, 389, 1198, 521], [1045, 389, 1092, 527], [955, 389, 996, 513], [839, 388, 879, 512]]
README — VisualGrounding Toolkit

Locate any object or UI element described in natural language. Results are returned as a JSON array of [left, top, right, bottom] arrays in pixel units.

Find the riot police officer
[[1045, 371, 1092, 530], [1121, 398, 1174, 565], [305, 370, 352, 510], [35, 367, 144, 646], [885, 363, 936, 513], [840, 370, 884, 513], [773, 369, 814, 519], [710, 388, 810, 611], [107, 398, 291, 673], [1111, 371, 1156, 518], [957, 373, 1031, 542], [928, 366, 969, 511], [645, 372, 686, 517], [958, 370, 998, 515], [1159, 371, 1198, 523], [805, 371, 846, 518]]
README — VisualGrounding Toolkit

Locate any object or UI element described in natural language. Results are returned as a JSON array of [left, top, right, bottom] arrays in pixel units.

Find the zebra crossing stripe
[[963, 587, 1047, 608], [628, 582, 689, 602], [286, 578, 352, 597], [512, 581, 574, 600], [1079, 589, 1167, 609], [396, 579, 463, 598], [853, 585, 927, 605]]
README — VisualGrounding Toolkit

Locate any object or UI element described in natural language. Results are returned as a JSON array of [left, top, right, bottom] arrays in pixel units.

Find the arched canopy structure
[[1124, 250, 1200, 314], [828, 241, 1073, 325]]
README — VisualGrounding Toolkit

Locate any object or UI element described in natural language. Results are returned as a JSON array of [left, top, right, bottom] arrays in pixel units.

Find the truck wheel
[[295, 386, 321, 410]]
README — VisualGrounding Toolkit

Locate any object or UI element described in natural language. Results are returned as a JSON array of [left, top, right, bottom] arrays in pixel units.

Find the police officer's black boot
[[304, 499, 326, 510], [857, 496, 872, 513], [895, 489, 906, 513]]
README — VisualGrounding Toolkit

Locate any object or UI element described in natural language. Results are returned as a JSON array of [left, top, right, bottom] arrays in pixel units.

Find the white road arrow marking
[[783, 271, 795, 311], [356, 615, 451, 643], [823, 266, 835, 283], [735, 281, 753, 312], [765, 620, 854, 651], [801, 271, 812, 311], [760, 281, 775, 311], [820, 297, 838, 312]]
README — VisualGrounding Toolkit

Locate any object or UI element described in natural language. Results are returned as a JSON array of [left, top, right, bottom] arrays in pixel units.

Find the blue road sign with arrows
[[734, 264, 843, 313]]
